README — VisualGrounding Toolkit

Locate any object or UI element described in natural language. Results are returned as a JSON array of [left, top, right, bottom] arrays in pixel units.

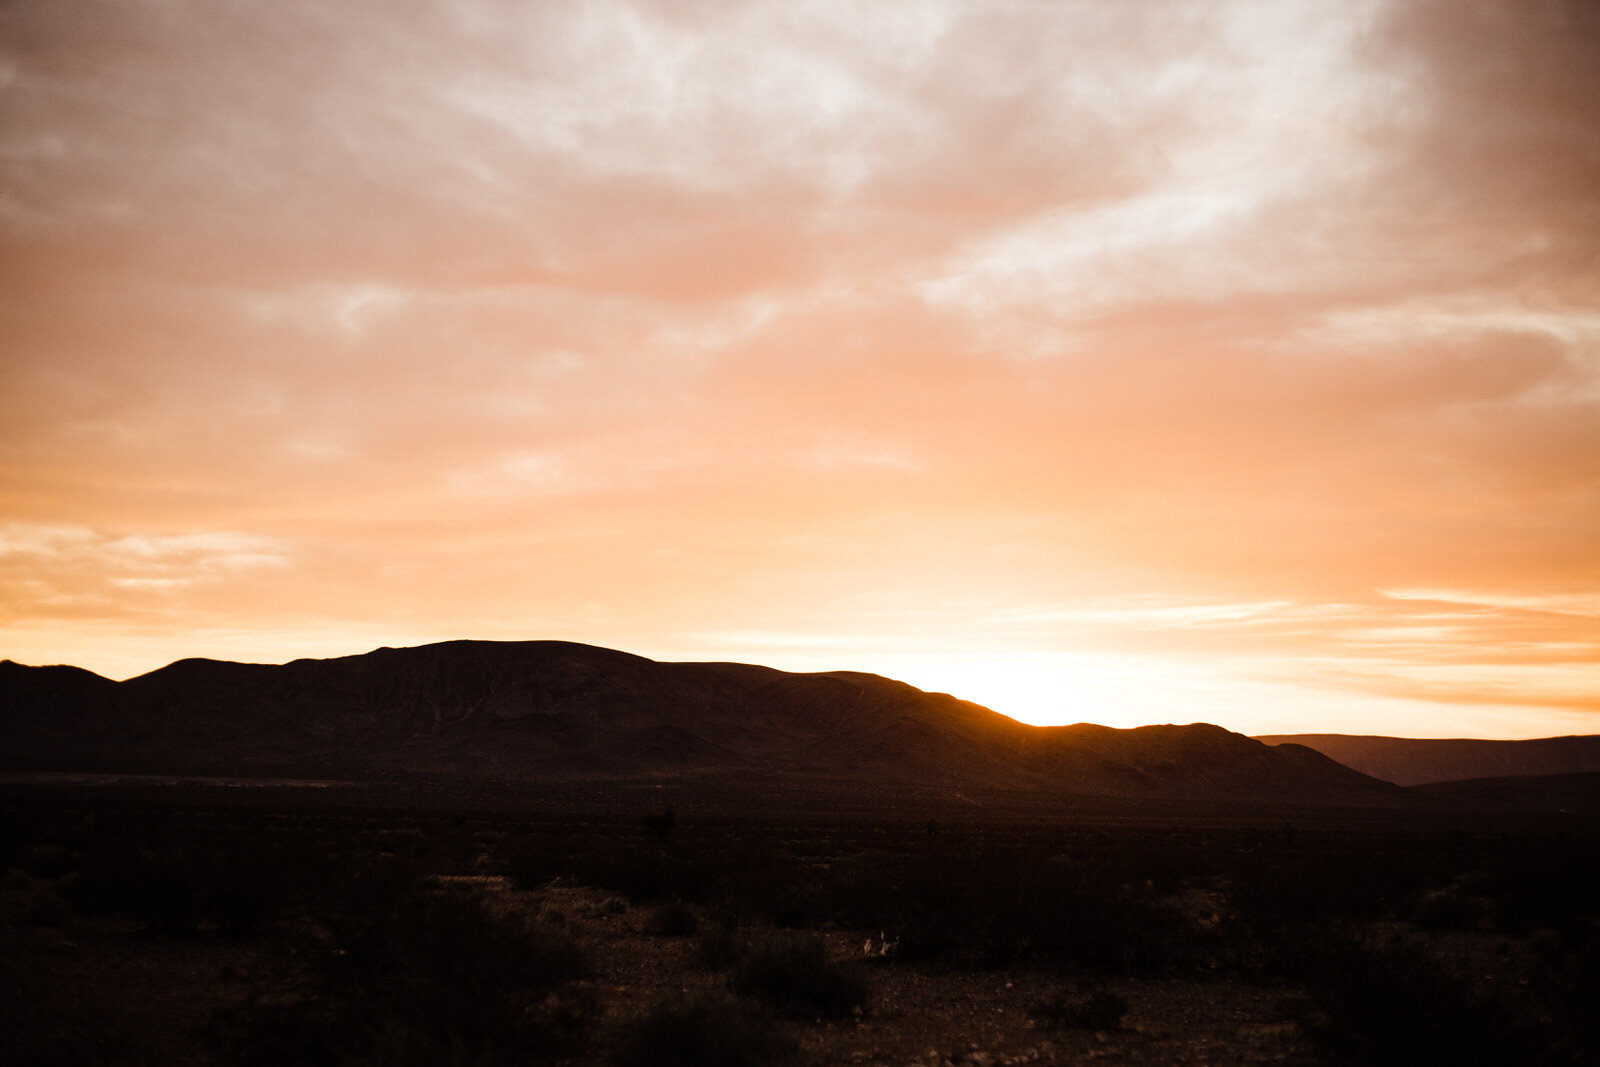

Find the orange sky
[[3, 1, 1597, 738]]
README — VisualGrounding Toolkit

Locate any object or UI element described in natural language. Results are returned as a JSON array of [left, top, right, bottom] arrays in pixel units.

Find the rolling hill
[[2, 640, 1406, 805], [1255, 733, 1600, 786]]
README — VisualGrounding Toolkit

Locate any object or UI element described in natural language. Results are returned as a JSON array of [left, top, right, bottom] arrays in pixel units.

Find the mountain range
[[1, 639, 1406, 806], [1255, 733, 1600, 786]]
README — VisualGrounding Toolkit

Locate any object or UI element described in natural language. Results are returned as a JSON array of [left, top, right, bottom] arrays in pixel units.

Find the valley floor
[[2, 784, 1596, 1065], [4, 879, 1324, 1066]]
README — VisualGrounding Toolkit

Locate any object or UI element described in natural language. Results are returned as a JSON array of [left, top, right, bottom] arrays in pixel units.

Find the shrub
[[770, 883, 828, 929], [821, 839, 1210, 972], [331, 887, 592, 1048], [1410, 887, 1486, 932], [67, 837, 194, 933], [0, 868, 33, 891], [1230, 843, 1462, 936], [648, 899, 700, 937], [212, 886, 596, 1065], [697, 914, 747, 970], [68, 833, 317, 937], [18, 843, 79, 880], [501, 833, 569, 890], [730, 934, 869, 1018], [581, 843, 719, 903], [1031, 985, 1129, 1031], [28, 890, 70, 927], [1290, 932, 1537, 1066], [1529, 922, 1600, 1060], [1476, 848, 1600, 935], [610, 993, 798, 1067]]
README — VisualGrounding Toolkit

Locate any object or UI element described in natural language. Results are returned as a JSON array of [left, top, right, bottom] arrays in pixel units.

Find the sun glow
[[866, 652, 1211, 731]]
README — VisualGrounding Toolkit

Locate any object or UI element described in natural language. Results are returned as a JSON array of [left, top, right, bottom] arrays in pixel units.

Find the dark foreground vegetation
[[2, 783, 1597, 1065]]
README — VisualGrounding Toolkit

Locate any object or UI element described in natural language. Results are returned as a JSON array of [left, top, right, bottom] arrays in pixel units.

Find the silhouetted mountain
[[1255, 733, 1600, 786], [3, 641, 1405, 804]]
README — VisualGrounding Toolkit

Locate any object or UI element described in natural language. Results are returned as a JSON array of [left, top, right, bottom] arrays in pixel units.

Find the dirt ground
[[2, 873, 1319, 1066], [4, 785, 1593, 1065]]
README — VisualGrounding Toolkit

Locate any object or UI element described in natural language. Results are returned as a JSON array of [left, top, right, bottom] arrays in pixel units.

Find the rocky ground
[[2, 874, 1320, 1066], [3, 787, 1593, 1066]]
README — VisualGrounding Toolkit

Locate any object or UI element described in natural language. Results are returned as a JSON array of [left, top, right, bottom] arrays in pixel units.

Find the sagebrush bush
[[502, 833, 720, 902], [1291, 931, 1537, 1067], [648, 899, 700, 936], [1474, 847, 1600, 935], [820, 839, 1210, 972], [610, 993, 798, 1067], [1031, 985, 1128, 1031], [28, 890, 70, 927], [501, 832, 569, 890], [697, 913, 747, 970], [1410, 887, 1486, 931], [18, 843, 78, 879], [68, 832, 326, 937], [731, 934, 868, 1018], [1528, 922, 1600, 1061], [213, 885, 596, 1065], [334, 887, 592, 1048], [1226, 847, 1440, 930]]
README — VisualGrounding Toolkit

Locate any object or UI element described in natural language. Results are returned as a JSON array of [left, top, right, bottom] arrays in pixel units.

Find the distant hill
[[1, 640, 1405, 806], [1254, 733, 1600, 786]]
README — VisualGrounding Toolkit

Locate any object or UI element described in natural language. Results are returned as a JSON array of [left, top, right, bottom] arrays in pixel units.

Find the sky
[[2, 0, 1597, 738]]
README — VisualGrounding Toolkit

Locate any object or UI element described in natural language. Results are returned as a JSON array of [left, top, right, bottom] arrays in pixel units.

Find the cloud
[[0, 0, 1595, 732], [0, 524, 290, 621], [1372, 0, 1600, 250]]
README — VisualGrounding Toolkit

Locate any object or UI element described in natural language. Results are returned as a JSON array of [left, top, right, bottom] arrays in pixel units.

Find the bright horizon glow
[[3, 1, 1598, 740]]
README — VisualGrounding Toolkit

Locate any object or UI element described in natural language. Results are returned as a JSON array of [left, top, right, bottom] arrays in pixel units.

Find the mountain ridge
[[4, 640, 1405, 805]]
